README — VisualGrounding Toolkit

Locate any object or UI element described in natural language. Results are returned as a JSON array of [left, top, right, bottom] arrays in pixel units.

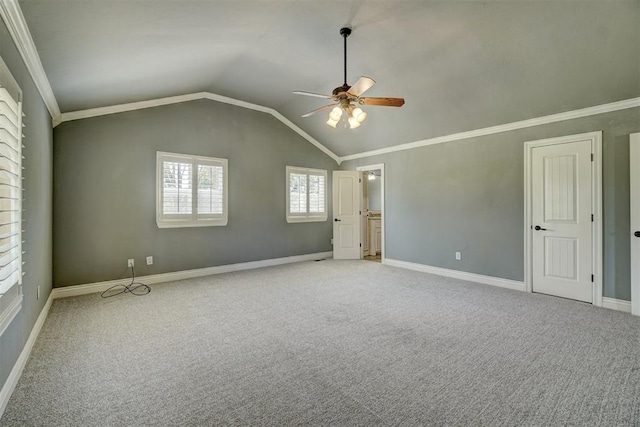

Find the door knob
[[334, 218, 341, 222], [635, 231, 640, 238], [534, 225, 547, 231]]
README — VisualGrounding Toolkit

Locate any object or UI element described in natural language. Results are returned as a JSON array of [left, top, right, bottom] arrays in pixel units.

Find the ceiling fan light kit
[[294, 27, 405, 130]]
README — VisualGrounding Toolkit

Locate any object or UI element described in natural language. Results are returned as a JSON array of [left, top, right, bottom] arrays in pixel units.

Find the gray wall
[[0, 22, 53, 394], [53, 99, 337, 287], [342, 107, 640, 301]]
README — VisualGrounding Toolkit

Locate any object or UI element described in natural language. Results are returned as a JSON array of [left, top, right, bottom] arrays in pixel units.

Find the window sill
[[0, 293, 22, 337], [157, 219, 228, 228], [286, 216, 327, 224]]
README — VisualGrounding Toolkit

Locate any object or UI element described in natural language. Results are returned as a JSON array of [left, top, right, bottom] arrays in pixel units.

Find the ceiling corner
[[0, 0, 60, 119]]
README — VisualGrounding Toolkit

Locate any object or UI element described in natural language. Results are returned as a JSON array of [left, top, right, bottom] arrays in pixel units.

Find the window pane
[[163, 161, 192, 214], [308, 174, 325, 213], [197, 164, 224, 214], [289, 173, 307, 213]]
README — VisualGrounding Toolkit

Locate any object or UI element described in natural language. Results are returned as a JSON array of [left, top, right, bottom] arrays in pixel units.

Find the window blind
[[157, 152, 228, 228], [286, 166, 327, 223], [0, 86, 22, 298], [308, 173, 325, 214]]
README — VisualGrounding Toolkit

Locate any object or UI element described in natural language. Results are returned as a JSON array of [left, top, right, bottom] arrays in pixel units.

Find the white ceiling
[[18, 0, 640, 157]]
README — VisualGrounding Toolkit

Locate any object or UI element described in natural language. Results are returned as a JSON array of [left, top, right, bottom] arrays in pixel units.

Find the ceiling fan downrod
[[340, 27, 351, 87]]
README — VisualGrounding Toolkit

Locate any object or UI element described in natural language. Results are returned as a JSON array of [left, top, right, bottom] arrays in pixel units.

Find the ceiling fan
[[293, 27, 405, 129]]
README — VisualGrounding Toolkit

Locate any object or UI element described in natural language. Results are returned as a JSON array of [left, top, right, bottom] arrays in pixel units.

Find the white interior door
[[333, 171, 361, 259], [531, 139, 593, 302], [630, 132, 640, 316]]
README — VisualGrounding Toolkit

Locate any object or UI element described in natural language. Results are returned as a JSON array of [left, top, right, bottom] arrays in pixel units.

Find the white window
[[156, 152, 228, 228], [286, 166, 327, 223], [0, 58, 24, 337]]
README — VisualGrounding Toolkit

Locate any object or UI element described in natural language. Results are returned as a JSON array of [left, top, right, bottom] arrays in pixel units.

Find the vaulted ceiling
[[18, 0, 640, 157]]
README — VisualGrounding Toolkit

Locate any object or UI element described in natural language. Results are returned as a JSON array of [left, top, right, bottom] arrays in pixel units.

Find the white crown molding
[[55, 92, 204, 127], [0, 0, 60, 120], [56, 93, 640, 166], [269, 109, 342, 164], [384, 258, 526, 292], [0, 291, 53, 418], [52, 251, 334, 299], [55, 92, 341, 164], [340, 97, 640, 162], [4, 0, 634, 166]]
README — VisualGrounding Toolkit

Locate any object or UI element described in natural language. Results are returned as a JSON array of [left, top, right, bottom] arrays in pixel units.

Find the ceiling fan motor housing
[[332, 84, 351, 98]]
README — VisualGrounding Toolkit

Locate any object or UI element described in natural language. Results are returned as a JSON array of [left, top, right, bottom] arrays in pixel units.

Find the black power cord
[[101, 266, 151, 298]]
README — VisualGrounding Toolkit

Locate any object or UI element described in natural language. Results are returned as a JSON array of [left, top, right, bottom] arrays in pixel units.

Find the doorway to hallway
[[357, 164, 384, 264]]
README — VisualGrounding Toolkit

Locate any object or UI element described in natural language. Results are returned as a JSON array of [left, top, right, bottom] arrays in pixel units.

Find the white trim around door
[[630, 132, 640, 316], [524, 131, 603, 306], [356, 164, 385, 264]]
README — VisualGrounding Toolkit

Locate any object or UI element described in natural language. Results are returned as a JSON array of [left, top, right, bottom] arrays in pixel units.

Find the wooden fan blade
[[293, 91, 332, 99], [360, 97, 405, 107], [301, 104, 336, 118], [347, 76, 375, 97]]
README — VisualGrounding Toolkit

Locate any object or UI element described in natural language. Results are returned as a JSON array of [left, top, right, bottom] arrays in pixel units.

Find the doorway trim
[[630, 133, 640, 316], [524, 131, 603, 306], [356, 163, 385, 264]]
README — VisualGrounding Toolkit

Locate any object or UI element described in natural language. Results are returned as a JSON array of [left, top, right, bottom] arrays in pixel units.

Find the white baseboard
[[384, 259, 634, 313], [0, 292, 53, 419], [52, 252, 333, 299], [601, 297, 632, 313], [384, 258, 526, 292]]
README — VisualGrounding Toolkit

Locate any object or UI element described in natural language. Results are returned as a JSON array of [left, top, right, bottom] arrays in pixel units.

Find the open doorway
[[357, 164, 384, 263]]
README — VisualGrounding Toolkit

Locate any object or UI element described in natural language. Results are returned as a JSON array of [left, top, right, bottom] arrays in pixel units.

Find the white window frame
[[286, 166, 327, 223], [156, 151, 228, 228], [0, 55, 24, 338]]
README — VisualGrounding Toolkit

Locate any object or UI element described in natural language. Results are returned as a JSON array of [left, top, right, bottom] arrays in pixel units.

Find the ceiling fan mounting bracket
[[339, 27, 352, 38]]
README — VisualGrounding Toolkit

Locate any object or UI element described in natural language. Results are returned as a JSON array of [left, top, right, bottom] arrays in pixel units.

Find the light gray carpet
[[2, 260, 639, 426]]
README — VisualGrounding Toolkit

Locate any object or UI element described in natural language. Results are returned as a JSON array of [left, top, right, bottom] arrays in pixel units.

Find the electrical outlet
[[37, 285, 40, 300], [128, 259, 135, 268], [455, 252, 462, 261], [146, 256, 153, 265]]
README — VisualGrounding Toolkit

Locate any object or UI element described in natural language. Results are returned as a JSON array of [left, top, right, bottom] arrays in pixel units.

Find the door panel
[[544, 154, 577, 222], [333, 171, 361, 259], [631, 133, 640, 316], [532, 139, 592, 302]]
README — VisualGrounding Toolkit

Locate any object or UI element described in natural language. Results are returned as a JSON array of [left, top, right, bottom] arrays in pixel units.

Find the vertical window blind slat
[[0, 142, 19, 160], [0, 89, 17, 114], [0, 129, 19, 153], [0, 270, 20, 295], [0, 246, 18, 267], [0, 116, 18, 140], [0, 105, 19, 127]]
